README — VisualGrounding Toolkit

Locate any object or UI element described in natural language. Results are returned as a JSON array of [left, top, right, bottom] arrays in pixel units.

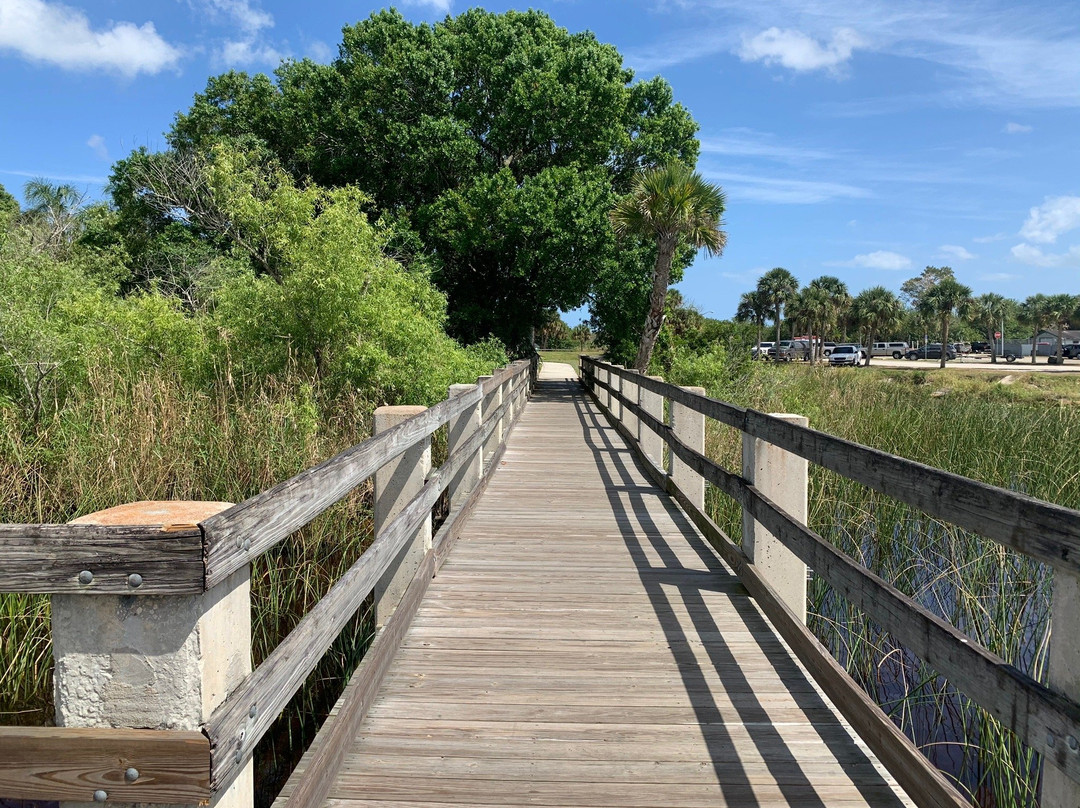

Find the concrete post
[[596, 364, 609, 410], [621, 371, 639, 442], [478, 375, 502, 467], [741, 414, 809, 623], [639, 376, 664, 470], [373, 405, 432, 627], [447, 383, 482, 510], [608, 365, 623, 422], [670, 387, 706, 511], [1043, 573, 1080, 804], [53, 501, 252, 808]]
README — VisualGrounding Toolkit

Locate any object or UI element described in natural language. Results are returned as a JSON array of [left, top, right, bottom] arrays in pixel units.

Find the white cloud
[[0, 0, 181, 76], [973, 232, 1007, 243], [219, 38, 283, 66], [980, 272, 1019, 281], [699, 130, 836, 163], [400, 0, 452, 11], [196, 0, 272, 34], [86, 134, 107, 161], [829, 250, 912, 270], [1011, 243, 1080, 268], [939, 244, 975, 261], [739, 26, 863, 73], [1003, 122, 1032, 134], [305, 39, 333, 64], [1019, 196, 1080, 244]]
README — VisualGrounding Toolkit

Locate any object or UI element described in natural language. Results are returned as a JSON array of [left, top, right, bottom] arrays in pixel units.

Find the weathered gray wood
[[200, 384, 484, 589], [596, 405, 967, 808], [206, 394, 513, 793], [589, 374, 1080, 785], [281, 550, 436, 808], [588, 358, 1080, 576], [0, 726, 210, 804], [0, 523, 204, 594]]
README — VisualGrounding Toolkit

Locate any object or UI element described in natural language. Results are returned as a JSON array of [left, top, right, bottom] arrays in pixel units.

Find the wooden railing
[[0, 356, 538, 805], [581, 356, 1080, 808]]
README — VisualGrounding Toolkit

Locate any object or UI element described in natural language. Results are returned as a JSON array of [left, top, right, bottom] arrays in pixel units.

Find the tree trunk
[[940, 316, 950, 369], [775, 304, 782, 359], [1032, 328, 1038, 364], [864, 326, 873, 366], [1058, 325, 1065, 362], [632, 235, 677, 372], [988, 325, 997, 364]]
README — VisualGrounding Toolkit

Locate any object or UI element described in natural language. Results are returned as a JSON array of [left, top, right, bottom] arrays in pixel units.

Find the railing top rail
[[582, 356, 1080, 575]]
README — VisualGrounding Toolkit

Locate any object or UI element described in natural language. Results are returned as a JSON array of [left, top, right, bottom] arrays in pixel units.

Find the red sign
[[994, 331, 1001, 338]]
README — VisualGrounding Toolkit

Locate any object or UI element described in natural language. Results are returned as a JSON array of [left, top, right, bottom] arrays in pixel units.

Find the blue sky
[[1, 0, 1078, 321]]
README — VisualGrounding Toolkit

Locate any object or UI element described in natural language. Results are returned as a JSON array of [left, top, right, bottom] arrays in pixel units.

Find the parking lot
[[845, 355, 1080, 372]]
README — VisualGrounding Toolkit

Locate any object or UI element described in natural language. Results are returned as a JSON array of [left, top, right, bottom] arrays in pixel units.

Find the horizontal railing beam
[[0, 726, 210, 804]]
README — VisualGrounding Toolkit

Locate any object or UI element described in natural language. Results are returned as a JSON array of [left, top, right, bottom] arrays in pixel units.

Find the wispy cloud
[[828, 250, 912, 270], [738, 26, 863, 74], [1011, 243, 1080, 267], [699, 130, 837, 163], [86, 134, 108, 161], [973, 232, 1007, 243], [1, 168, 108, 184], [705, 169, 870, 204], [400, 0, 453, 12], [939, 244, 976, 261], [1004, 122, 1033, 134], [219, 38, 283, 66], [0, 0, 181, 76], [980, 272, 1020, 281], [1019, 196, 1080, 244]]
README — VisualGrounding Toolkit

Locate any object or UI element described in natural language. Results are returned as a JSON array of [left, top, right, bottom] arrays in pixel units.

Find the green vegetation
[[664, 354, 1079, 805]]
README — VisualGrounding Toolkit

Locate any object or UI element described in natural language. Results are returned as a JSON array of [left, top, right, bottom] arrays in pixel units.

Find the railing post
[[52, 501, 252, 808], [1044, 574, 1080, 803], [447, 384, 483, 510], [621, 370, 639, 441], [373, 405, 432, 627], [608, 365, 623, 422], [478, 375, 502, 466], [741, 414, 809, 623], [639, 375, 664, 470], [596, 363, 609, 410], [670, 387, 705, 510]]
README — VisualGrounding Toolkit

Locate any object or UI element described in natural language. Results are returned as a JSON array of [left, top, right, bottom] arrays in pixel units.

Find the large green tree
[[919, 278, 972, 368], [851, 287, 903, 366], [967, 293, 1013, 364], [1044, 293, 1079, 362], [756, 268, 799, 352], [609, 163, 725, 371], [735, 289, 771, 353], [164, 9, 699, 351]]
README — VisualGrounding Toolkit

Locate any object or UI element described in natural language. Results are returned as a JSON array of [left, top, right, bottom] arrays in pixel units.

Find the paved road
[[855, 355, 1080, 372]]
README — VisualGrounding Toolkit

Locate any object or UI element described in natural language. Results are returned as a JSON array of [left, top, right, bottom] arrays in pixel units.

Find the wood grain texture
[[0, 726, 209, 804], [297, 365, 913, 808], [0, 523, 204, 594], [589, 369, 1080, 787], [585, 358, 1080, 576]]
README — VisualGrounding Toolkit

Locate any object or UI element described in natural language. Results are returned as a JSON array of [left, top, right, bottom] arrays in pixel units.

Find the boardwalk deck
[[278, 362, 914, 808]]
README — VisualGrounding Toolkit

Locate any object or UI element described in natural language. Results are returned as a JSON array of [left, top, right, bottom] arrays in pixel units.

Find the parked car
[[822, 342, 837, 357], [1063, 345, 1080, 359], [870, 341, 909, 359], [752, 341, 775, 359], [970, 341, 992, 353], [768, 340, 811, 361], [905, 344, 957, 361], [828, 345, 866, 366], [952, 342, 972, 355]]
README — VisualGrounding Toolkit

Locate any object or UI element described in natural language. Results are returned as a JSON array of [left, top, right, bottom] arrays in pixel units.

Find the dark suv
[[905, 344, 957, 361], [1063, 345, 1080, 360]]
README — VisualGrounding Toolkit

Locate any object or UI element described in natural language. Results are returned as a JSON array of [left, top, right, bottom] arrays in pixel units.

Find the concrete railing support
[[608, 365, 623, 422], [478, 376, 502, 467], [373, 405, 432, 627], [621, 371, 639, 442], [53, 501, 252, 808], [639, 376, 664, 470], [741, 414, 809, 623], [670, 386, 706, 511], [1044, 573, 1080, 804]]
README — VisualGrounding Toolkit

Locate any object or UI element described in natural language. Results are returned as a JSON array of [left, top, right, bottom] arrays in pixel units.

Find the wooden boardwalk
[[283, 362, 914, 808]]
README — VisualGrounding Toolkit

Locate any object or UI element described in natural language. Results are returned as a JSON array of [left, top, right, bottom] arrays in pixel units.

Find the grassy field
[[538, 348, 600, 372]]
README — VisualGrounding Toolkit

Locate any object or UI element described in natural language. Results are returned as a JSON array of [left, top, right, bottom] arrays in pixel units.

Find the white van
[[871, 341, 909, 358]]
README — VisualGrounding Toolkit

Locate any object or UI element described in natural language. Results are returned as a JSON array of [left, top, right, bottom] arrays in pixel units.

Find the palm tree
[[756, 267, 799, 357], [735, 289, 771, 355], [610, 162, 726, 371], [22, 178, 84, 250], [1019, 294, 1052, 364], [852, 287, 904, 366], [808, 275, 851, 356], [1045, 293, 1079, 362], [919, 278, 972, 368], [967, 294, 1012, 364], [792, 285, 830, 364]]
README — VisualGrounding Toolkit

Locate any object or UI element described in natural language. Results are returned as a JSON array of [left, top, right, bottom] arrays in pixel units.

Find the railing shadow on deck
[[563, 382, 903, 807]]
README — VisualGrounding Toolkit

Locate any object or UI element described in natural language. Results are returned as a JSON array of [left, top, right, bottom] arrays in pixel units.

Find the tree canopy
[[164, 8, 700, 351]]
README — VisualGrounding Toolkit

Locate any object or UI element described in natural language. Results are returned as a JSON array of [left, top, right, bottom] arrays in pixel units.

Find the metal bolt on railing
[[93, 790, 107, 802], [124, 768, 139, 783], [78, 570, 93, 585]]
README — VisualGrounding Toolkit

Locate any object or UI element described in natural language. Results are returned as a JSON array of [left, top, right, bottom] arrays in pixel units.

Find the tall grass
[[0, 365, 378, 806], [689, 359, 1079, 806]]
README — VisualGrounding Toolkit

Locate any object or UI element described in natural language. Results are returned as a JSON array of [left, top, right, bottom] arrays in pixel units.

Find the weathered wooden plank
[[587, 358, 1080, 576], [200, 383, 484, 589], [0, 524, 204, 594], [592, 396, 966, 808], [0, 726, 210, 804], [208, 393, 514, 792], [281, 550, 436, 808]]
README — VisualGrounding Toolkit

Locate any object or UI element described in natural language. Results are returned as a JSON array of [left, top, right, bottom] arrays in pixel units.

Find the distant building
[[1036, 329, 1080, 356]]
